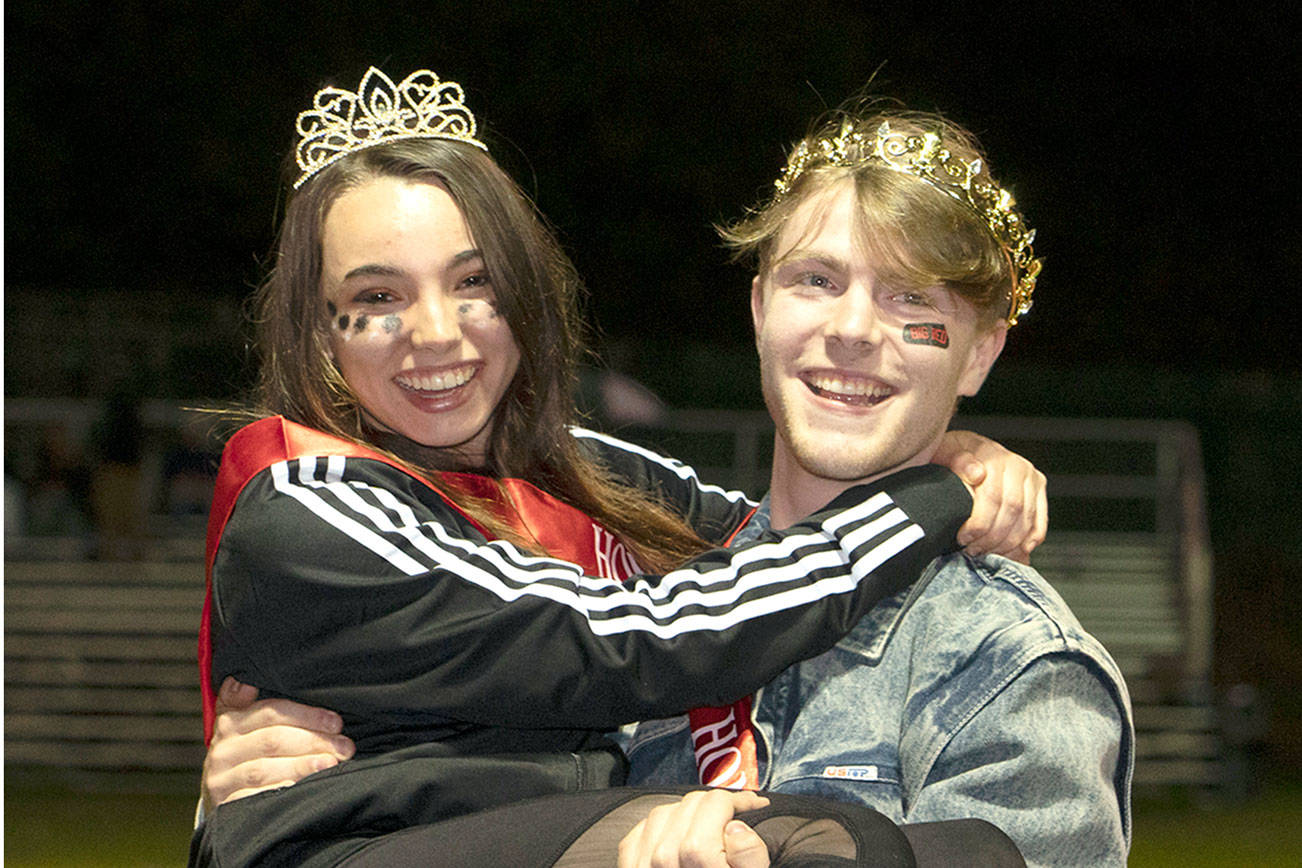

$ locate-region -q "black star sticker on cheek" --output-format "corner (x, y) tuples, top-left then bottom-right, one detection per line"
(354, 315), (370, 332)
(338, 314), (350, 331)
(326, 301), (338, 317)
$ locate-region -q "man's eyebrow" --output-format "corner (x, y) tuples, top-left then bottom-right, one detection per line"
(770, 252), (851, 273)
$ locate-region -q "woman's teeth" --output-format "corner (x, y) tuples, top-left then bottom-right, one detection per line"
(397, 366), (475, 392)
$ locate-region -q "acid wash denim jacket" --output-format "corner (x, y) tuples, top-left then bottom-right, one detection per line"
(626, 499), (1134, 868)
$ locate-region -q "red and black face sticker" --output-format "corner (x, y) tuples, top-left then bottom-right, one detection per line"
(903, 323), (949, 349)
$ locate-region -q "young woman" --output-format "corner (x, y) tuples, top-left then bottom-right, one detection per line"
(191, 68), (1037, 867)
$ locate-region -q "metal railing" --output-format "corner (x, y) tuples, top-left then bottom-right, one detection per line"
(4, 402), (1223, 789)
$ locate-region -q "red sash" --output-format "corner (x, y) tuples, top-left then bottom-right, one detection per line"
(200, 416), (758, 788)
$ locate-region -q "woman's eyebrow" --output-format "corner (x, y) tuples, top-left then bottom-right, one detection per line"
(342, 263), (405, 281)
(340, 250), (483, 283)
(449, 248), (483, 266)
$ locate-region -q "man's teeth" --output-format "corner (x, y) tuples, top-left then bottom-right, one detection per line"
(808, 374), (892, 399)
(398, 367), (475, 392)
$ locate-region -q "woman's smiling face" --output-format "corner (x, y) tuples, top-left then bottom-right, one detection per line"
(321, 176), (521, 461)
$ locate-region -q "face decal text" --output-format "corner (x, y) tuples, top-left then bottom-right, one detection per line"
(903, 323), (949, 349)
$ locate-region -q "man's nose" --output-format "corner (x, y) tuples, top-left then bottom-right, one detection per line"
(825, 285), (882, 350)
(408, 293), (461, 348)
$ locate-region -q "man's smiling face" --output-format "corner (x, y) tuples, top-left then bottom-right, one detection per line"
(752, 179), (1005, 491)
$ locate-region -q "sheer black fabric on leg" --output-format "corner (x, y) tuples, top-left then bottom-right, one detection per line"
(337, 788), (918, 868)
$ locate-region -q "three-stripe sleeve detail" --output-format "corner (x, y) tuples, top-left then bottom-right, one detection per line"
(267, 457), (924, 639)
(569, 427), (757, 507)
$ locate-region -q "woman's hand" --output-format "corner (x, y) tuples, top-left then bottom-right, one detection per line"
(618, 789), (771, 868)
(201, 677), (355, 812)
(934, 430), (1048, 563)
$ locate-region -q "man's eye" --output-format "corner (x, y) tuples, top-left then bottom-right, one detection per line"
(796, 273), (834, 290)
(889, 291), (934, 307)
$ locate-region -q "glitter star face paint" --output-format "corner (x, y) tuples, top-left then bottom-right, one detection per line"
(751, 180), (1005, 492)
(320, 177), (521, 460)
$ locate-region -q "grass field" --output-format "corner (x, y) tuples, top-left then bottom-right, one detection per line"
(6, 773), (1302, 866)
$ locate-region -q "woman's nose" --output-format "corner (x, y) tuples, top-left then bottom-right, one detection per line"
(408, 294), (461, 348)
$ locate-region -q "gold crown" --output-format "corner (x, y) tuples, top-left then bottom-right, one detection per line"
(775, 121), (1040, 326)
(294, 67), (487, 189)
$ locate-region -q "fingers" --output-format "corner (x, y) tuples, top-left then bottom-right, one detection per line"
(204, 723), (355, 806)
(723, 820), (770, 868)
(952, 441), (1048, 559)
(203, 688), (354, 809)
(618, 790), (770, 868)
(216, 676), (260, 710)
(961, 463), (1032, 556)
(207, 750), (346, 805)
(950, 451), (987, 489)
(212, 695), (345, 740)
(1020, 475), (1050, 563)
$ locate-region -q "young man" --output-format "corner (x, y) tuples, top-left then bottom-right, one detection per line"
(617, 111), (1132, 867)
(200, 107), (1128, 866)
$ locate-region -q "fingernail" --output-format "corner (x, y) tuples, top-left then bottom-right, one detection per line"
(312, 755), (340, 772)
(334, 737), (356, 758)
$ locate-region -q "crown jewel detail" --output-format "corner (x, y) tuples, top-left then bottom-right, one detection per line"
(294, 67), (487, 189)
(775, 121), (1040, 325)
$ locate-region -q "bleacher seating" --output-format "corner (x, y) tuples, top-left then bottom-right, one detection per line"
(4, 557), (206, 775)
(4, 401), (1229, 793)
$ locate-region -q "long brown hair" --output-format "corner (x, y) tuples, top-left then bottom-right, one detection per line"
(251, 138), (711, 570)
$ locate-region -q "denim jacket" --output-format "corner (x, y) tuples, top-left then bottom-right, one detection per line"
(627, 502), (1134, 868)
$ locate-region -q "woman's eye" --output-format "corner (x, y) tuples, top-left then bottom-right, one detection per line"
(353, 289), (394, 305)
(458, 272), (493, 291)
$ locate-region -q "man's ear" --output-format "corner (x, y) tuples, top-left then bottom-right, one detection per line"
(750, 275), (766, 342)
(957, 322), (1007, 397)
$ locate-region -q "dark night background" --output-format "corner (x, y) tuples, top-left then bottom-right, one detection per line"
(5, 2), (1301, 771)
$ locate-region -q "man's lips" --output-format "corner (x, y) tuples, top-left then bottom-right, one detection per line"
(803, 372), (894, 406)
(395, 363), (478, 393)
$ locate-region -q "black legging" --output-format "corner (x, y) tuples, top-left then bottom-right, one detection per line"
(335, 788), (1025, 868)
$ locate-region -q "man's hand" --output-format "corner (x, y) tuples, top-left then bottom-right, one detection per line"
(201, 677), (355, 811)
(935, 430), (1048, 563)
(618, 790), (771, 868)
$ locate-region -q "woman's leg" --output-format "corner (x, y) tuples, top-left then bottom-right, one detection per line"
(337, 788), (917, 868)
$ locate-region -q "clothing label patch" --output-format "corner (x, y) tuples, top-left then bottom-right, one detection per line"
(821, 764), (880, 781)
(902, 323), (949, 348)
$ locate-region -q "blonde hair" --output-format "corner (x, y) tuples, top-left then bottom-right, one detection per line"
(722, 107), (1016, 328)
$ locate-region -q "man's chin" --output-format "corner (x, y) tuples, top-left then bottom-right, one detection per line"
(791, 445), (899, 484)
